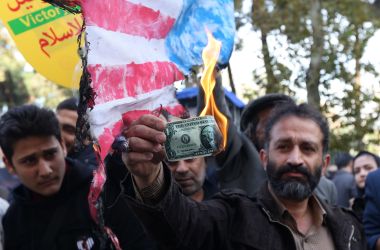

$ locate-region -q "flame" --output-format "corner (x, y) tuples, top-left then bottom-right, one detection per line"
(199, 30), (228, 149)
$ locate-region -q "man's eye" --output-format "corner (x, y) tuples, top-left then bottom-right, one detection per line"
(21, 158), (37, 166)
(44, 150), (57, 160)
(62, 124), (76, 135)
(164, 159), (178, 167)
(353, 168), (361, 174)
(277, 144), (289, 150)
(364, 165), (375, 171)
(303, 146), (315, 152)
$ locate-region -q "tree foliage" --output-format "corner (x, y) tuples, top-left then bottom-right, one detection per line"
(0, 23), (73, 111)
(235, 0), (380, 152)
(0, 26), (29, 108)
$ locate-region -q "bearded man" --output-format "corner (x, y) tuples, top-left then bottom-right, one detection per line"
(118, 102), (366, 250)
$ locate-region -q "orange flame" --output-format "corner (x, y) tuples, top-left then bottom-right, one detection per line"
(199, 30), (228, 149)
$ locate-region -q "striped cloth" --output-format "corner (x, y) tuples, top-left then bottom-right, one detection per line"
(44, 1), (235, 248)
(82, 0), (235, 160)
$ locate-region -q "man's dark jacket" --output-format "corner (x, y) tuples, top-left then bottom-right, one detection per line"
(332, 170), (357, 208)
(3, 157), (156, 250)
(124, 167), (366, 250)
(68, 143), (98, 170)
(197, 76), (266, 197)
(364, 168), (380, 250)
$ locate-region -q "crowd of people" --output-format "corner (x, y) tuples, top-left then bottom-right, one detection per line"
(0, 76), (379, 250)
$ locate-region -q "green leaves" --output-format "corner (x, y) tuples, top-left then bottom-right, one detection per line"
(236, 0), (380, 152)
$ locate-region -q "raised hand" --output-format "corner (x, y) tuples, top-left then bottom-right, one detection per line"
(121, 114), (167, 188)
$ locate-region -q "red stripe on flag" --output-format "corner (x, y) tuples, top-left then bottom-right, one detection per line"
(88, 62), (184, 104)
(97, 104), (185, 160)
(121, 105), (186, 127)
(83, 0), (176, 39)
(165, 105), (187, 117)
(98, 120), (124, 160)
(122, 110), (152, 127)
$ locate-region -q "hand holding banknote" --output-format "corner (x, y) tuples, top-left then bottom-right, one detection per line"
(121, 114), (166, 189)
(120, 114), (222, 189)
(164, 116), (223, 161)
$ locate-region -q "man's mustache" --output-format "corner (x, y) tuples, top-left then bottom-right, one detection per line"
(275, 164), (312, 180)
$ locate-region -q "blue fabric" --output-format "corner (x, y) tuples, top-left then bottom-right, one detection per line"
(166, 0), (235, 74)
(364, 169), (380, 250)
(176, 87), (245, 109)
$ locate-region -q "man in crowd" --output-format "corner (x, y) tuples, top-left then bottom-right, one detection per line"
(364, 160), (380, 250)
(351, 151), (379, 220)
(240, 93), (337, 205)
(196, 75), (266, 196)
(56, 97), (98, 167)
(0, 149), (19, 200)
(241, 93), (294, 152)
(165, 157), (217, 202)
(120, 102), (366, 249)
(157, 110), (218, 202)
(332, 151), (356, 208)
(0, 105), (156, 249)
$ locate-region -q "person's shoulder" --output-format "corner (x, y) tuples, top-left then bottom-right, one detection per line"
(2, 200), (22, 228)
(367, 168), (380, 183)
(212, 189), (258, 205)
(65, 157), (94, 183)
(328, 205), (362, 225)
(215, 188), (248, 198)
(319, 176), (335, 188)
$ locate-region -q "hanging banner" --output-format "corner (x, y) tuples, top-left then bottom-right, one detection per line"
(0, 0), (82, 88)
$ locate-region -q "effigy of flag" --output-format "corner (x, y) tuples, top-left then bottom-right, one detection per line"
(44, 0), (235, 248)
(85, 0), (235, 161)
(46, 0), (235, 160)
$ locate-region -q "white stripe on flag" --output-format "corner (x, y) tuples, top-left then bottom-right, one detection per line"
(127, 0), (184, 19)
(87, 25), (169, 66)
(89, 85), (178, 138)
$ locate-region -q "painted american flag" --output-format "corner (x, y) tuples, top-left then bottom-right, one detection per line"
(82, 0), (235, 160)
(44, 0), (234, 248)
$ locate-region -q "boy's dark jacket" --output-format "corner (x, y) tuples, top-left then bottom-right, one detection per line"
(3, 157), (156, 250)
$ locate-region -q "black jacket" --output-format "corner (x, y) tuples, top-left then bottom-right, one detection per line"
(68, 143), (98, 170)
(124, 167), (366, 250)
(3, 157), (156, 250)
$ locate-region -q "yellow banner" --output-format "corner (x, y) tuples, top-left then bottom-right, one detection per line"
(0, 0), (82, 89)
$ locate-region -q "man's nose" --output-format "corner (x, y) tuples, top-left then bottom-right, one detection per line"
(287, 147), (304, 166)
(358, 168), (366, 176)
(38, 161), (53, 177)
(175, 161), (189, 173)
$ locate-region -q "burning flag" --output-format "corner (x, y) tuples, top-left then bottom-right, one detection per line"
(44, 0), (235, 248)
(45, 0), (235, 160)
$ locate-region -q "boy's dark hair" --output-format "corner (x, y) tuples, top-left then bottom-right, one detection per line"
(57, 97), (78, 111)
(0, 105), (61, 161)
(334, 152), (353, 170)
(264, 103), (330, 154)
(353, 151), (380, 168)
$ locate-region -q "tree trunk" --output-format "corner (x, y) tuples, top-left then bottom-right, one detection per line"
(252, 0), (280, 94)
(306, 0), (323, 110)
(227, 63), (236, 94)
(261, 30), (279, 93)
(352, 28), (365, 150)
(0, 71), (16, 108)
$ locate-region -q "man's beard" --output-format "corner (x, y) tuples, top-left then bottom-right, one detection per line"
(266, 159), (322, 201)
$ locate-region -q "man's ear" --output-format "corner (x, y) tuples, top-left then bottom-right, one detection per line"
(3, 157), (16, 175)
(259, 149), (268, 170)
(322, 153), (331, 176)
